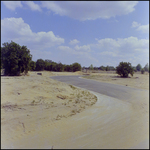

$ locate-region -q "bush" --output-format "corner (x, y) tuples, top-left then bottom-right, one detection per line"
(116, 62), (134, 77)
(141, 68), (145, 74)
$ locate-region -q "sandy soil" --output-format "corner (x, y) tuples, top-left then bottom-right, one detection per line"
(1, 71), (97, 148)
(83, 71), (149, 90)
(1, 71), (149, 148)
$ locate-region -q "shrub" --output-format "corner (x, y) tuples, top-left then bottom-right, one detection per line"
(116, 62), (134, 77)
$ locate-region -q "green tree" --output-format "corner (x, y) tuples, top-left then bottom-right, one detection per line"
(1, 41), (32, 76)
(30, 61), (36, 71)
(45, 59), (53, 64)
(44, 59), (53, 71)
(136, 64), (142, 71)
(64, 64), (72, 72)
(99, 66), (105, 71)
(109, 66), (115, 71)
(116, 62), (134, 77)
(55, 62), (64, 72)
(35, 59), (45, 71)
(19, 45), (32, 74)
(72, 62), (81, 72)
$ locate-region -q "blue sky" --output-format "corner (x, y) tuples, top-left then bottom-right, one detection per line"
(1, 1), (149, 68)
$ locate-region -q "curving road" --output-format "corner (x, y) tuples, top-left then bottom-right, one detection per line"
(49, 75), (149, 148)
(4, 75), (148, 149)
(50, 75), (148, 102)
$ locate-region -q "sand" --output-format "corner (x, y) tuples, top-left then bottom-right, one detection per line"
(82, 71), (149, 90)
(1, 71), (97, 148)
(1, 71), (149, 148)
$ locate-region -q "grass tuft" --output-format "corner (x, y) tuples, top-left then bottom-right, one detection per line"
(69, 85), (76, 90)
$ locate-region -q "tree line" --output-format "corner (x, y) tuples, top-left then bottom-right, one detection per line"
(82, 65), (116, 71)
(1, 41), (149, 77)
(83, 63), (149, 73)
(132, 63), (149, 72)
(30, 59), (81, 72)
(1, 41), (81, 76)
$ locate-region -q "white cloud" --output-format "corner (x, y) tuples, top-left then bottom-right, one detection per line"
(58, 44), (91, 53)
(96, 36), (148, 53)
(1, 17), (64, 50)
(23, 1), (42, 12)
(58, 46), (73, 53)
(58, 45), (98, 64)
(58, 36), (149, 67)
(2, 1), (23, 11)
(131, 21), (149, 33)
(96, 38), (120, 49)
(74, 45), (91, 52)
(41, 1), (138, 21)
(94, 36), (149, 66)
(69, 39), (80, 45)
(131, 21), (141, 28)
(136, 24), (149, 33)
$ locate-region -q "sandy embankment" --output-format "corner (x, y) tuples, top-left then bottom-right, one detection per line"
(1, 71), (149, 148)
(1, 71), (97, 148)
